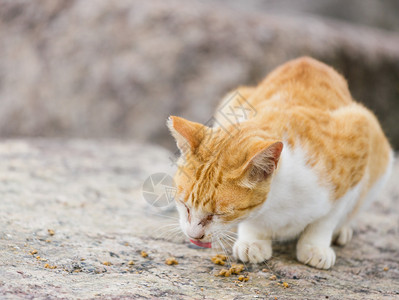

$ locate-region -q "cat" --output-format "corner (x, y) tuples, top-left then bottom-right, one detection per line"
(167, 57), (393, 269)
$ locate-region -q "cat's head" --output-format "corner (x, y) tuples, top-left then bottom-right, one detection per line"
(167, 116), (283, 247)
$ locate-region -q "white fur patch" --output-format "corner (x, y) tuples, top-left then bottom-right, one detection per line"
(241, 143), (332, 240)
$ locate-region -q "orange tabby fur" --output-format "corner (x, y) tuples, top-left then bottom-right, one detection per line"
(168, 57), (392, 268)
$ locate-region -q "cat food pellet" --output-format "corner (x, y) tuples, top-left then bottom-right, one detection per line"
(36, 256), (41, 260)
(218, 268), (231, 277)
(29, 250), (38, 255)
(128, 260), (135, 266)
(238, 275), (249, 282)
(141, 251), (148, 258)
(211, 257), (225, 265)
(44, 263), (57, 269)
(283, 282), (289, 288)
(215, 254), (227, 260)
(165, 257), (178, 265)
(269, 275), (277, 280)
(211, 254), (227, 265)
(103, 261), (112, 266)
(48, 229), (55, 236)
(229, 264), (244, 275)
(383, 267), (389, 271)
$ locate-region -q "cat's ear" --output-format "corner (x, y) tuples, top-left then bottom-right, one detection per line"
(241, 141), (283, 187)
(167, 116), (207, 154)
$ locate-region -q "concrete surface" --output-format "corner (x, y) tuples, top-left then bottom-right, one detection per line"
(0, 140), (398, 299)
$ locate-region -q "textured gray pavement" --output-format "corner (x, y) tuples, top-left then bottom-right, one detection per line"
(0, 140), (398, 299)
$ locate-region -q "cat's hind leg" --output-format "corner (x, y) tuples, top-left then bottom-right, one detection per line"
(333, 224), (353, 246)
(297, 182), (363, 269)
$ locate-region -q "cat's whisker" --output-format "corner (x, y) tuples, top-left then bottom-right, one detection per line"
(222, 230), (237, 238)
(218, 232), (235, 244)
(152, 222), (180, 235)
(156, 226), (181, 237)
(154, 225), (182, 240)
(145, 211), (180, 220)
(222, 235), (236, 245)
(218, 236), (234, 267)
(223, 229), (238, 235)
(153, 223), (180, 232)
(162, 229), (184, 242)
(219, 235), (234, 252)
(214, 235), (233, 267)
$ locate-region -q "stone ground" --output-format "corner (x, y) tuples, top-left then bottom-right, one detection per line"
(0, 139), (398, 299)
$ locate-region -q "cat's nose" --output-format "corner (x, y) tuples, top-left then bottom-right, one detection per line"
(186, 226), (205, 240)
(188, 233), (205, 240)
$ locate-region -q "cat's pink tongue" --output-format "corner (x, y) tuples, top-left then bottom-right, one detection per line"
(190, 239), (212, 248)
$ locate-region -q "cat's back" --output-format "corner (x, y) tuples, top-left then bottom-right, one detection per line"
(249, 57), (353, 111)
(246, 57), (392, 202)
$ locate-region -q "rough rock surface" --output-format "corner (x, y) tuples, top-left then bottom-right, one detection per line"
(0, 0), (399, 149)
(0, 139), (398, 299)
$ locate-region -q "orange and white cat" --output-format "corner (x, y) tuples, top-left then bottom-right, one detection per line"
(167, 57), (393, 269)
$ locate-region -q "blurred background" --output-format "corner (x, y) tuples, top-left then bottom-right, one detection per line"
(0, 0), (398, 150)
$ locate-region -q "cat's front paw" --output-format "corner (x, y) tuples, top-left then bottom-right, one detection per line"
(233, 240), (272, 263)
(296, 244), (336, 269)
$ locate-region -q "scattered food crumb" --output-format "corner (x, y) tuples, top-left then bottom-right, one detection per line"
(45, 240), (51, 243)
(141, 251), (148, 258)
(128, 260), (135, 266)
(269, 275), (277, 281)
(36, 256), (41, 260)
(80, 258), (85, 261)
(124, 242), (129, 246)
(262, 268), (268, 272)
(218, 269), (231, 277)
(215, 254), (227, 260)
(29, 250), (38, 255)
(44, 263), (57, 269)
(48, 229), (55, 236)
(383, 267), (389, 271)
(229, 264), (244, 275)
(211, 254), (227, 265)
(201, 288), (204, 292)
(238, 275), (249, 282)
(283, 282), (289, 288)
(165, 257), (178, 265)
(103, 261), (112, 266)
